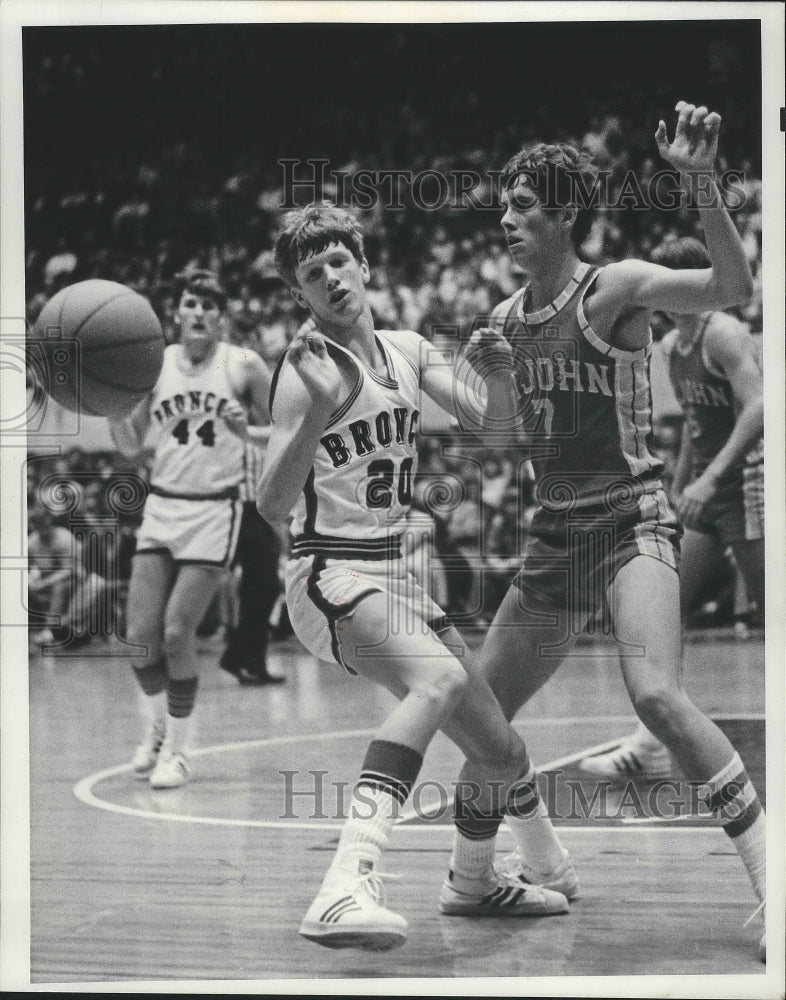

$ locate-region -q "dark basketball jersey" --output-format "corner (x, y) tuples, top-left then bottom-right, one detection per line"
(492, 263), (664, 531)
(665, 315), (764, 485)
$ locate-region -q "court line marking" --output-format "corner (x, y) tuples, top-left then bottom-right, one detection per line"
(72, 715), (762, 833)
(396, 737), (623, 823)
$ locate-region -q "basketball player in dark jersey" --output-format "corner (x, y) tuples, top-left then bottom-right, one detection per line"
(462, 102), (765, 959)
(580, 235), (764, 779)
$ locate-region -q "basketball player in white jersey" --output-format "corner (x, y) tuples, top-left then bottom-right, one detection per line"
(259, 204), (576, 952)
(109, 270), (272, 788)
(466, 102), (765, 959)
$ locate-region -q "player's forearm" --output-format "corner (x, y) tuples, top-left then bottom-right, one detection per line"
(671, 430), (694, 498)
(29, 567), (75, 591)
(702, 398), (764, 482)
(685, 173), (754, 306)
(481, 372), (521, 433)
(108, 417), (143, 457)
(245, 425), (272, 445)
(256, 419), (327, 523)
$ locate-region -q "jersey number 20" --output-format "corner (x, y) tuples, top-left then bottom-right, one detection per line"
(366, 458), (413, 508)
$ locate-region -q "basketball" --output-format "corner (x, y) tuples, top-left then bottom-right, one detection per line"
(31, 279), (165, 418)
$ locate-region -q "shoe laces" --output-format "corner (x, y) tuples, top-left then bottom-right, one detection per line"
(496, 849), (567, 882)
(354, 869), (401, 907)
(496, 850), (524, 880)
(744, 899), (765, 929)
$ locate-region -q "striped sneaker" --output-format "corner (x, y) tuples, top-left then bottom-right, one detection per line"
(439, 869), (569, 916)
(495, 849), (579, 900)
(578, 739), (673, 781)
(130, 719), (166, 778)
(299, 868), (407, 951)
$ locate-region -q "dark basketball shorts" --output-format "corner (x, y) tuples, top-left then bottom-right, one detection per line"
(690, 464), (764, 544)
(512, 488), (682, 613)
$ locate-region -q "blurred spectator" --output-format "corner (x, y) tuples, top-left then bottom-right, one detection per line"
(28, 505), (107, 648)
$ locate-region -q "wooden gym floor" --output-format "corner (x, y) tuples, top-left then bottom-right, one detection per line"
(7, 624), (782, 994)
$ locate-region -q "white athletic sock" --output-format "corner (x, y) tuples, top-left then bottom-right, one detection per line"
(449, 830), (497, 892)
(327, 786), (398, 881)
(707, 753), (766, 903)
(506, 765), (567, 874)
(165, 713), (193, 755)
(139, 690), (166, 728)
(733, 811), (767, 903)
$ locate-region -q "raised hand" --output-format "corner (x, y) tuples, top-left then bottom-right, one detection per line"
(655, 101), (721, 174)
(287, 326), (343, 410)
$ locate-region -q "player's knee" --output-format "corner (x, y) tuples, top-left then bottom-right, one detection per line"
(412, 662), (468, 712)
(471, 729), (526, 775)
(163, 619), (193, 655)
(631, 686), (683, 736)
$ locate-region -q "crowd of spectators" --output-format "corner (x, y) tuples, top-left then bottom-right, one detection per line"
(24, 26), (764, 645)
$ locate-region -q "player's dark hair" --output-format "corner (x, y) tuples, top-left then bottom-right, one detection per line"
(274, 202), (366, 287)
(174, 269), (227, 311)
(500, 143), (599, 249)
(650, 236), (712, 270)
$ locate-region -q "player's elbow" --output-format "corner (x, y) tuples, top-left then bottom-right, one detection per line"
(716, 266), (754, 307)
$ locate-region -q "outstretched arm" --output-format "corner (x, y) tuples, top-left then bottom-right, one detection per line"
(255, 329), (344, 523)
(107, 397), (151, 457)
(596, 102), (753, 318)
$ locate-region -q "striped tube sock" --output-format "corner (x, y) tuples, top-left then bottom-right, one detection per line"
(328, 740), (423, 878)
(165, 676), (199, 755)
(706, 753), (766, 902)
(504, 763), (566, 874)
(450, 794), (506, 892)
(132, 658), (167, 696)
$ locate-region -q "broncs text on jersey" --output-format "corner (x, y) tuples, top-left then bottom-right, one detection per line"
(320, 406), (420, 468)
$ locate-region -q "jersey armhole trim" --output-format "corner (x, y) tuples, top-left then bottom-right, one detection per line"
(699, 317), (729, 380)
(577, 270), (652, 361)
(382, 333), (421, 384)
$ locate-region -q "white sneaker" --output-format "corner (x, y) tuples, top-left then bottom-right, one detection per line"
(149, 745), (190, 789)
(578, 738), (673, 780)
(495, 848), (579, 900)
(439, 869), (568, 916)
(131, 719), (166, 778)
(299, 866), (407, 951)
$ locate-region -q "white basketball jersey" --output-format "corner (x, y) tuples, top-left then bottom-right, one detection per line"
(276, 330), (423, 556)
(146, 341), (246, 497)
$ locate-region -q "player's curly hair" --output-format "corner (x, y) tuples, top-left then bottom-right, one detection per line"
(274, 202), (366, 287)
(650, 235), (711, 270)
(173, 269), (227, 311)
(500, 143), (599, 248)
